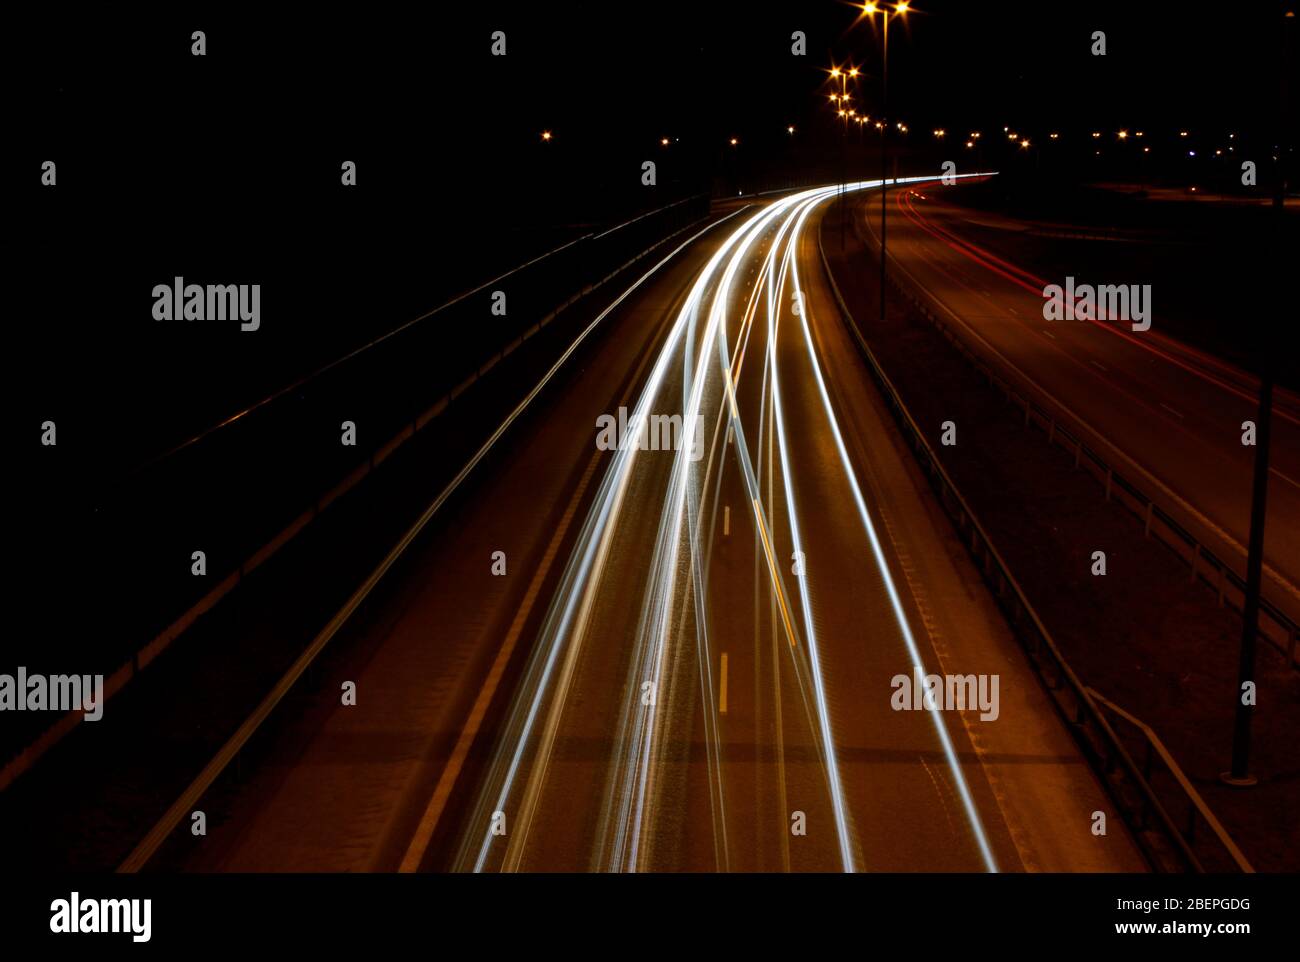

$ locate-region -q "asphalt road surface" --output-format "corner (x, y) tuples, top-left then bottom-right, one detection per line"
(168, 184), (1144, 873)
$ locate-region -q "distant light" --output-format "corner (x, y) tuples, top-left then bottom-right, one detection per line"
(863, 1), (879, 13)
(1143, 146), (1150, 153)
(896, 0), (910, 12)
(1118, 130), (1128, 139)
(1020, 139), (1030, 148)
(541, 131), (552, 141)
(965, 140), (974, 148)
(1135, 131), (1144, 137)
(1091, 132), (1101, 138)
(1215, 149), (1222, 156)
(830, 67), (841, 78)
(1188, 150), (1196, 156)
(730, 137), (739, 146)
(849, 68), (860, 77)
(1049, 132), (1059, 139)
(1179, 131), (1189, 137)
(787, 125), (795, 134)
(661, 137), (670, 146)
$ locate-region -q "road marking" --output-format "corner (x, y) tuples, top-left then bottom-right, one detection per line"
(719, 653), (729, 715)
(1159, 402), (1184, 419)
(1091, 360), (1108, 373)
(723, 505), (731, 536)
(1042, 329), (1056, 339)
(1007, 307), (1018, 315)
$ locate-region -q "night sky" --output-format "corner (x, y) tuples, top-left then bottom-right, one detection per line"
(18, 2), (1293, 200)
(11, 1), (1295, 477)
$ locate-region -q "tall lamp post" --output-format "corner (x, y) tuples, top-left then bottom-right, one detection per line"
(832, 66), (859, 249)
(1222, 3), (1293, 788)
(863, 1), (910, 320)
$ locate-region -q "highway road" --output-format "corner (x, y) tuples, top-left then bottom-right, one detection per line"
(860, 186), (1300, 625)
(159, 185), (1144, 873)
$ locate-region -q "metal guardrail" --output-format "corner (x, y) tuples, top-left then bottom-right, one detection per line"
(817, 214), (1248, 873)
(3, 193), (713, 790)
(87, 192), (710, 651)
(852, 206), (1300, 672)
(127, 191), (711, 480)
(1088, 688), (1254, 873)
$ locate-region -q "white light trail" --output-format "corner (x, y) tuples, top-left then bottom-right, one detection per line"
(458, 173), (999, 874)
(786, 182), (1000, 872)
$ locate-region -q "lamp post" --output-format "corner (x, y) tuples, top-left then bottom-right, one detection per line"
(832, 66), (859, 249)
(863, 1), (910, 320)
(1222, 3), (1293, 789)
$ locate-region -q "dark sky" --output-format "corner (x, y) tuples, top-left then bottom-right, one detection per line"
(10, 1), (1296, 480)
(20, 1), (1293, 172)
